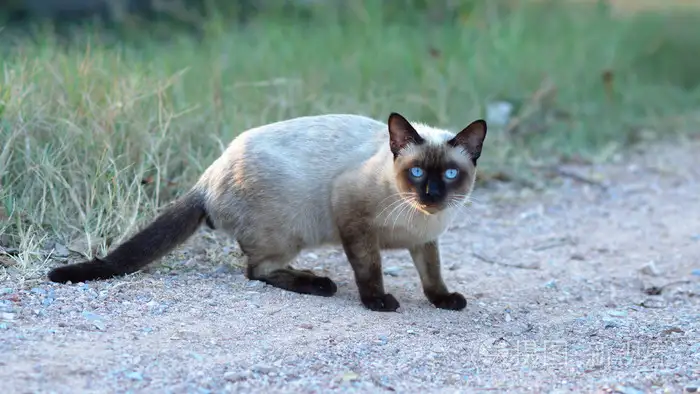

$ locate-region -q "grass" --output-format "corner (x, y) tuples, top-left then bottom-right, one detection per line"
(1, 0), (700, 281)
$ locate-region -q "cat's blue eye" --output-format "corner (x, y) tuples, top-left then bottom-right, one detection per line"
(410, 167), (424, 177)
(444, 168), (459, 179)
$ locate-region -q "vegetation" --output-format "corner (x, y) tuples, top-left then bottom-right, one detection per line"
(1, 0), (699, 278)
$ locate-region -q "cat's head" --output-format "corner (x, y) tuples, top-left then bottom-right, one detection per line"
(388, 112), (487, 214)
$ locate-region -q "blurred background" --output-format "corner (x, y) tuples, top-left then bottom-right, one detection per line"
(1, 0), (699, 265)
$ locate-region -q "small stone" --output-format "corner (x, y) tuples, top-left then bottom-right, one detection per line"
(691, 269), (700, 277)
(505, 313), (512, 322)
(125, 371), (143, 381)
(82, 311), (104, 330)
(251, 364), (275, 374)
(340, 371), (359, 383)
(640, 261), (662, 277)
(544, 279), (557, 289)
(52, 243), (70, 258)
(661, 327), (684, 336)
(82, 311), (102, 321)
(603, 318), (620, 328)
(307, 253), (319, 260)
(607, 310), (628, 318)
(224, 371), (250, 382)
(214, 265), (236, 275)
(0, 288), (13, 295)
(299, 323), (313, 330)
(383, 266), (402, 277)
(190, 352), (204, 361)
(1, 312), (15, 321)
(613, 385), (645, 394)
(30, 288), (47, 295)
(685, 382), (699, 393)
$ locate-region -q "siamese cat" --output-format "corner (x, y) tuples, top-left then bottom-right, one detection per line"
(48, 112), (487, 312)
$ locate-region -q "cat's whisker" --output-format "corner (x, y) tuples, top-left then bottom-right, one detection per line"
(383, 198), (413, 228)
(390, 199), (414, 233)
(376, 197), (409, 222)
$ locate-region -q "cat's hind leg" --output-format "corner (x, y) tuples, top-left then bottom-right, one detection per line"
(242, 247), (337, 297)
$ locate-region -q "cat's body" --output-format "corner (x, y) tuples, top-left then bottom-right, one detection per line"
(48, 112), (487, 312)
(200, 114), (456, 249)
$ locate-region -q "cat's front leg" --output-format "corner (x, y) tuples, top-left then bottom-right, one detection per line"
(409, 240), (466, 311)
(338, 226), (400, 312)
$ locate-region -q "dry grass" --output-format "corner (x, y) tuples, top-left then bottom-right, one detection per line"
(1, 1), (700, 282)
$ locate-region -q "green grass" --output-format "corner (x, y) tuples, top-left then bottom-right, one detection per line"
(1, 1), (700, 280)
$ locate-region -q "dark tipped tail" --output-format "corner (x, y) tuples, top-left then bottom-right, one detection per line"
(48, 190), (209, 283)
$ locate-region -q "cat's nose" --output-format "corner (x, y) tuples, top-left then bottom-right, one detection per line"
(422, 182), (443, 204)
(426, 181), (442, 198)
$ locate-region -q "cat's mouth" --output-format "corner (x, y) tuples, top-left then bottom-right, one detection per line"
(414, 201), (446, 215)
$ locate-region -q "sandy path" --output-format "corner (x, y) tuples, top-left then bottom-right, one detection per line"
(1, 138), (699, 393)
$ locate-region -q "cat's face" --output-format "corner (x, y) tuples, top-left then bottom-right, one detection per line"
(388, 112), (487, 214)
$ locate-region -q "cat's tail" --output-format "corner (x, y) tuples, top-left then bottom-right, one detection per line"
(48, 189), (209, 283)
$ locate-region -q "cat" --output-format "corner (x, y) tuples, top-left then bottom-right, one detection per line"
(48, 112), (487, 312)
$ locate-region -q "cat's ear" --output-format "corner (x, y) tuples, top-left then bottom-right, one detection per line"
(447, 119), (487, 164)
(388, 112), (425, 157)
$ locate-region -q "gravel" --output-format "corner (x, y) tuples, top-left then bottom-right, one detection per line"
(1, 138), (699, 393)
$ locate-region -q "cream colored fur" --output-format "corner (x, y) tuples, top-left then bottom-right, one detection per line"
(194, 114), (475, 256)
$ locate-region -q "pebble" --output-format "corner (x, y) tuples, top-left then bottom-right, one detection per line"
(251, 364), (276, 374)
(82, 311), (105, 330)
(691, 269), (700, 277)
(544, 279), (557, 289)
(52, 243), (70, 258)
(383, 266), (402, 277)
(612, 385), (644, 394)
(602, 318), (621, 328)
(299, 323), (313, 330)
(0, 288), (13, 295)
(686, 382), (699, 393)
(125, 371), (143, 381)
(30, 288), (47, 295)
(1, 312), (15, 321)
(82, 311), (102, 321)
(640, 261), (662, 277)
(607, 310), (628, 318)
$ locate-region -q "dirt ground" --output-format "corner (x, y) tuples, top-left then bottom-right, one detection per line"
(1, 136), (699, 394)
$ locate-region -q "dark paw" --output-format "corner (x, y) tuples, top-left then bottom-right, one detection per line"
(310, 276), (338, 297)
(430, 292), (467, 311)
(361, 293), (400, 312)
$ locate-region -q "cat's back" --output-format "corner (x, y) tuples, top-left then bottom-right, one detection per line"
(226, 114), (386, 180)
(241, 113), (386, 159)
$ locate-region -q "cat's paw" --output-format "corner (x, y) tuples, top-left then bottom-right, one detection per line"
(361, 293), (400, 312)
(310, 276), (338, 297)
(430, 292), (467, 311)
